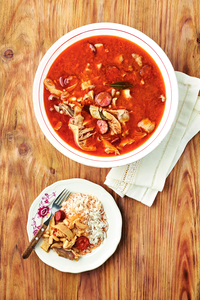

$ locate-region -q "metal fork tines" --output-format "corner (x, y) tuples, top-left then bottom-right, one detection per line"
(44, 189), (71, 224)
(54, 188), (71, 207)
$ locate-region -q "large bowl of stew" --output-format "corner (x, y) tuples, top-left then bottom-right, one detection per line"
(33, 23), (178, 168)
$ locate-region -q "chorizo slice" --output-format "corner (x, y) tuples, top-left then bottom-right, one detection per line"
(97, 119), (109, 134)
(95, 92), (112, 107)
(88, 43), (97, 54)
(140, 65), (152, 79)
(54, 210), (66, 222)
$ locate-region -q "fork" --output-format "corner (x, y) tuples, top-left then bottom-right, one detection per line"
(22, 188), (71, 259)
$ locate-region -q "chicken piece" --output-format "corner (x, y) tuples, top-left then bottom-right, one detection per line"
(107, 109), (130, 123)
(66, 215), (80, 229)
(102, 139), (120, 155)
(94, 43), (103, 48)
(75, 220), (88, 229)
(160, 95), (166, 102)
(68, 105), (84, 128)
(74, 105), (83, 115)
(118, 137), (135, 148)
(72, 228), (85, 237)
(69, 124), (96, 151)
(83, 90), (94, 101)
(52, 224), (75, 240)
(55, 230), (66, 238)
(123, 89), (132, 98)
(69, 114), (84, 128)
(54, 248), (80, 261)
(44, 78), (62, 96)
(68, 105), (96, 150)
(50, 242), (63, 249)
(134, 131), (147, 142)
(81, 80), (95, 90)
(63, 236), (77, 249)
(137, 118), (155, 133)
(78, 128), (95, 141)
(102, 111), (121, 135)
(90, 105), (123, 134)
(90, 105), (130, 124)
(96, 63), (102, 70)
(132, 54), (143, 66)
(52, 235), (60, 242)
(54, 103), (74, 117)
(61, 91), (70, 101)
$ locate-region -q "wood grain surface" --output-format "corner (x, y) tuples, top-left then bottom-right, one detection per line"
(1, 0), (200, 299)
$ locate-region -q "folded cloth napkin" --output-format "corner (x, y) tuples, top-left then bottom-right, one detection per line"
(104, 72), (200, 206)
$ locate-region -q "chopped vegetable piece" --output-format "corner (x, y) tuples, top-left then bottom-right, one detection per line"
(54, 121), (62, 130)
(40, 238), (51, 252)
(138, 118), (155, 133)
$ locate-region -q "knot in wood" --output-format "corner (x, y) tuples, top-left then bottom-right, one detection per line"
(50, 167), (55, 174)
(18, 143), (29, 156)
(4, 49), (14, 59)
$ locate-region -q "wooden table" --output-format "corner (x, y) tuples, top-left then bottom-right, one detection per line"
(1, 0), (200, 299)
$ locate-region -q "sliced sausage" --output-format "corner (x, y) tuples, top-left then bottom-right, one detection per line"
(88, 43), (97, 54)
(59, 75), (78, 91)
(140, 65), (152, 79)
(54, 210), (66, 222)
(95, 92), (112, 107)
(97, 119), (109, 134)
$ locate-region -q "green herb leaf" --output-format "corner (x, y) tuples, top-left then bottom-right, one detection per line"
(99, 111), (107, 120)
(109, 81), (134, 90)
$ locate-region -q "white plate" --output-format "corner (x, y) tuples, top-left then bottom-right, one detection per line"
(27, 179), (122, 273)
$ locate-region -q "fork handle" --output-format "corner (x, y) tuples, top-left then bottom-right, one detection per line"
(22, 224), (48, 259)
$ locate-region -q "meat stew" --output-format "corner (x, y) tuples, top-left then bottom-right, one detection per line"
(44, 36), (166, 157)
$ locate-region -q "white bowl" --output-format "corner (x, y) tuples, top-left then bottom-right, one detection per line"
(33, 22), (178, 168)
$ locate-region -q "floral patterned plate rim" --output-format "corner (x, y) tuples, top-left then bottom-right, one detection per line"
(26, 178), (122, 273)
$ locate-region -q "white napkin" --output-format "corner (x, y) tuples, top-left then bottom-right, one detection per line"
(104, 72), (200, 206)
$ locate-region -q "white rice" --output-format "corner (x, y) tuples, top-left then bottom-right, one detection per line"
(61, 193), (108, 245)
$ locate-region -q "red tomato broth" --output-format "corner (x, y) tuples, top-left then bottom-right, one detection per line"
(44, 35), (166, 157)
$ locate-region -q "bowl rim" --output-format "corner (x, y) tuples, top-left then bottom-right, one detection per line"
(33, 22), (179, 168)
